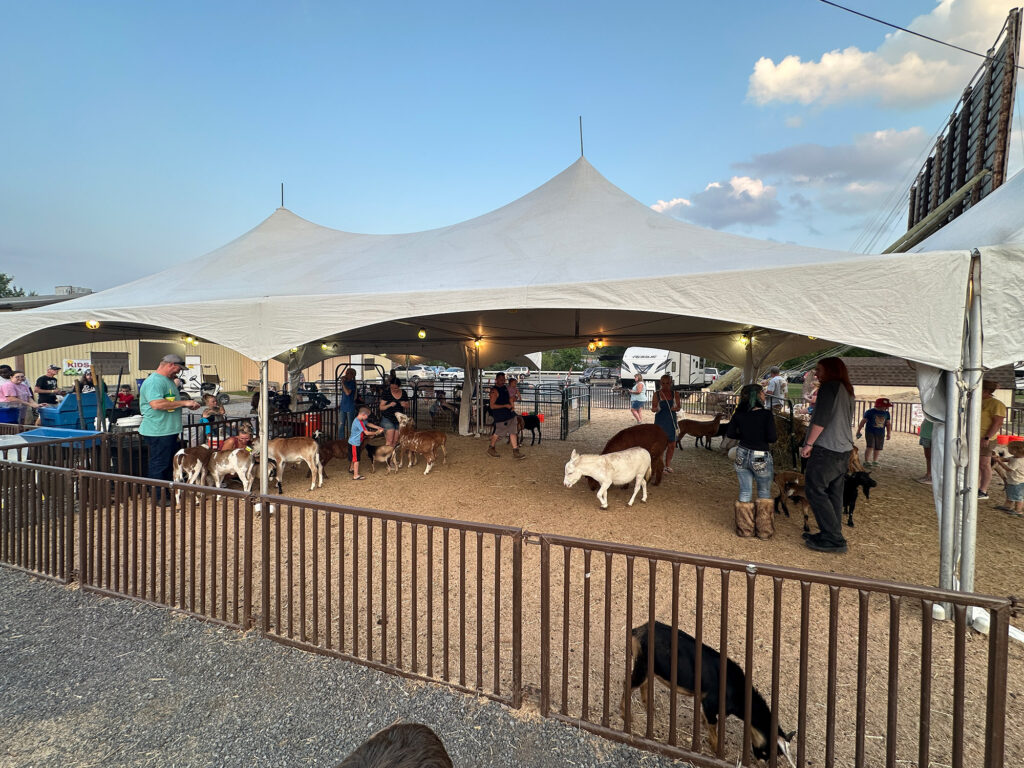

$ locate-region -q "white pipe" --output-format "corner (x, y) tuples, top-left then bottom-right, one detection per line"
(961, 258), (982, 596)
(939, 370), (958, 593)
(259, 360), (269, 498)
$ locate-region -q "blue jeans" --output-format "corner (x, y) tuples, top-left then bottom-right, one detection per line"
(144, 434), (181, 483)
(339, 409), (355, 441)
(734, 445), (774, 502)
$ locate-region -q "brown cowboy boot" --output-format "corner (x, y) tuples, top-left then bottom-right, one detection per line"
(734, 501), (755, 538)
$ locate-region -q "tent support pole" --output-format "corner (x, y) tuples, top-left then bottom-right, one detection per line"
(742, 334), (754, 385)
(961, 260), (983, 599)
(259, 361), (269, 497)
(939, 370), (958, 601)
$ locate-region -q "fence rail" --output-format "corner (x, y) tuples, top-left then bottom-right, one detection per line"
(0, 460), (1013, 766)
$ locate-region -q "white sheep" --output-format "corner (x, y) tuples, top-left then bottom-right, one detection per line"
(563, 447), (652, 509)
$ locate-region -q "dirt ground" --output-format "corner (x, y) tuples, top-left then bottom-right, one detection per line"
(258, 406), (1024, 766)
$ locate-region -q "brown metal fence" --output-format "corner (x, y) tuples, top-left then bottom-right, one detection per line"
(0, 459), (1014, 766)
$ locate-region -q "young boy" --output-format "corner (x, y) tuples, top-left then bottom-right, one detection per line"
(349, 406), (384, 480)
(994, 441), (1024, 517)
(116, 385), (134, 410)
(856, 397), (892, 468)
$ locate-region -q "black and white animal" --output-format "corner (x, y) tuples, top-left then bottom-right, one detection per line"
(842, 470), (877, 527)
(337, 722), (453, 768)
(623, 621), (796, 766)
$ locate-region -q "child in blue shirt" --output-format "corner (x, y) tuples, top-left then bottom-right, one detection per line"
(349, 406), (383, 480)
(856, 397), (892, 468)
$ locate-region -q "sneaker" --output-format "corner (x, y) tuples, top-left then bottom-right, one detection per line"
(916, 476), (932, 484)
(805, 537), (848, 554)
(978, 491), (990, 500)
(487, 446), (500, 458)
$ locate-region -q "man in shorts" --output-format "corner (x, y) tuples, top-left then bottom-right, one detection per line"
(978, 378), (1007, 500)
(486, 372), (525, 460)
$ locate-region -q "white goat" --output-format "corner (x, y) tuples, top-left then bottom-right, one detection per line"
(563, 447), (652, 509)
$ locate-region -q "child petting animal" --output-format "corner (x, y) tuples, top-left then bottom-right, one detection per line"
(623, 621), (795, 766)
(993, 440), (1024, 516)
(348, 406), (384, 480)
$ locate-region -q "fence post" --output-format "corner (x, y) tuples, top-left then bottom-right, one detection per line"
(561, 389), (569, 440)
(242, 493), (255, 630)
(984, 604), (1010, 767)
(64, 471), (75, 583)
(539, 535), (550, 716)
(512, 531), (523, 709)
(77, 470), (89, 587)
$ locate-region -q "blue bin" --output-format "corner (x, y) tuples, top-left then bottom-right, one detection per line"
(38, 391), (113, 429)
(20, 427), (102, 448)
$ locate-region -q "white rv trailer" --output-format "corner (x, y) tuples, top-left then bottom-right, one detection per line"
(620, 347), (707, 397)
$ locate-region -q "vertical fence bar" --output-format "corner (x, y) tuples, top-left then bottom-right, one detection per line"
(886, 595), (901, 768)
(717, 569), (729, 758)
(602, 551), (612, 728)
(692, 565), (705, 755)
(561, 546), (571, 716)
(855, 590), (869, 768)
(511, 531), (522, 709)
(581, 549), (592, 723)
(826, 585), (840, 768)
(623, 555), (635, 733)
(540, 537), (551, 717)
(919, 600), (933, 768)
(984, 605), (1008, 768)
(952, 605), (966, 768)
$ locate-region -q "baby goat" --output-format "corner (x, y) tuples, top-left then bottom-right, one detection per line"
(676, 413), (724, 450)
(623, 621), (795, 767)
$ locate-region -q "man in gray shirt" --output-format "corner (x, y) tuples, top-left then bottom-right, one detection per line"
(799, 357), (855, 553)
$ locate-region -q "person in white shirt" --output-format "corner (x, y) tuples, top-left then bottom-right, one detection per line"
(764, 366), (788, 410)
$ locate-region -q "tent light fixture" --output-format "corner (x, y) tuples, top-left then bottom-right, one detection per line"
(85, 320), (100, 330)
(807, 335), (817, 340)
(587, 340), (597, 352)
(290, 347), (299, 353)
(474, 338), (482, 349)
(417, 327), (427, 339)
(185, 336), (195, 344)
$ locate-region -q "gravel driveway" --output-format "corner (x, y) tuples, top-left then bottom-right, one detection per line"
(0, 568), (690, 768)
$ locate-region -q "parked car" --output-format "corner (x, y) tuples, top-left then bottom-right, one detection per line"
(440, 366), (464, 381)
(702, 367), (720, 384)
(391, 365), (436, 383)
(579, 366), (621, 385)
(504, 366), (530, 380)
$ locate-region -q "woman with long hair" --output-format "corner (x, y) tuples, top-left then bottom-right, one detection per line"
(379, 378), (409, 447)
(726, 383), (777, 538)
(798, 356), (855, 553)
(651, 374), (681, 472)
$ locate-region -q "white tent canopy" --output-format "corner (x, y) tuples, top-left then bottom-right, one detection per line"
(0, 158), (986, 371)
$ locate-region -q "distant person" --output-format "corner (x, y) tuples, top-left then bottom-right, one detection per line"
(219, 421), (254, 453)
(978, 378), (1007, 500)
(77, 369), (96, 394)
(338, 367), (358, 441)
(916, 417), (933, 484)
(487, 372), (525, 459)
(628, 373), (645, 423)
(764, 366), (787, 410)
(0, 365), (14, 424)
(430, 390), (458, 430)
(799, 357), (855, 554)
(34, 364), (64, 407)
(856, 397), (892, 468)
(726, 383), (777, 538)
(507, 376), (521, 409)
(115, 384), (134, 411)
(200, 393), (226, 441)
(379, 378), (409, 447)
(1, 371), (39, 425)
(994, 441), (1024, 517)
(139, 354), (200, 491)
(803, 369), (819, 414)
(652, 374), (681, 472)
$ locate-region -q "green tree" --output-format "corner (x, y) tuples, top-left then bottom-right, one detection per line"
(543, 347), (584, 371)
(0, 273), (26, 298)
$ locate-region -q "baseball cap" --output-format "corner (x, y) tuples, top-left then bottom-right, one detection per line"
(161, 354), (187, 366)
(47, 363), (60, 370)
(874, 397), (892, 409)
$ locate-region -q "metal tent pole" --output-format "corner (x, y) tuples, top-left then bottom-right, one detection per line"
(961, 259), (983, 598)
(939, 370), (959, 596)
(259, 360), (269, 497)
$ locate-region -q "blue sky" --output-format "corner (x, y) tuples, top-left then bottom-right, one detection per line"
(2, 0), (1021, 294)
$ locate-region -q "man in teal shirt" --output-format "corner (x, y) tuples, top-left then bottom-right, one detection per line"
(140, 354), (200, 489)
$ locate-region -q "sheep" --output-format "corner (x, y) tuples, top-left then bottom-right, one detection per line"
(337, 722), (453, 768)
(675, 413), (724, 450)
(564, 447), (652, 509)
(261, 436), (323, 493)
(587, 424), (667, 491)
(394, 413), (448, 475)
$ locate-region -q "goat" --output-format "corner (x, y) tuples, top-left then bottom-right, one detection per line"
(843, 470), (877, 527)
(774, 473), (813, 531)
(394, 413), (447, 475)
(172, 445), (213, 504)
(262, 436), (323, 493)
(365, 442), (399, 473)
(675, 413), (724, 450)
(564, 447), (651, 509)
(317, 439), (351, 479)
(587, 424), (667, 491)
(518, 413), (542, 445)
(207, 448), (271, 493)
(694, 417), (731, 449)
(337, 722), (453, 768)
(622, 621), (796, 767)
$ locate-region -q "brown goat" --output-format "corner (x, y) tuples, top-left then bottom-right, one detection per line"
(395, 413), (448, 475)
(675, 413), (723, 450)
(337, 722), (452, 768)
(587, 424), (667, 491)
(317, 439), (351, 479)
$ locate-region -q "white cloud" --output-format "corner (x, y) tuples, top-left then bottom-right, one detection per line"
(785, 115), (803, 128)
(748, 0), (1019, 107)
(651, 197), (691, 214)
(654, 176), (781, 229)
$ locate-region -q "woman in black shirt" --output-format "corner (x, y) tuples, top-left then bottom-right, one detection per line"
(726, 383), (777, 539)
(379, 380), (409, 447)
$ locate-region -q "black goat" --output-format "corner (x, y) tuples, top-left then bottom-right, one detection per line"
(623, 621), (795, 766)
(520, 413), (542, 444)
(843, 470), (877, 527)
(695, 418), (731, 449)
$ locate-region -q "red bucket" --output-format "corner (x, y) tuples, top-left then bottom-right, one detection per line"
(538, 413), (545, 423)
(996, 434), (1012, 445)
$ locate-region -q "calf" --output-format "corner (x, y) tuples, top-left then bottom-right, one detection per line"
(843, 470), (877, 527)
(264, 436), (323, 493)
(337, 722), (453, 768)
(623, 621), (795, 766)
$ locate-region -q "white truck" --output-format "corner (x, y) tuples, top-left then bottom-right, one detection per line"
(620, 347), (711, 396)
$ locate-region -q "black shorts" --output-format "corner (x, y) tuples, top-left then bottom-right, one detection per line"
(865, 432), (885, 450)
(350, 443), (363, 462)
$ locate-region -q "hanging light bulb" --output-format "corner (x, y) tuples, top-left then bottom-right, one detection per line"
(192, 338), (200, 346)
(474, 338), (482, 349)
(597, 339), (605, 349)
(417, 327), (427, 339)
(587, 341), (597, 352)
(85, 320), (100, 330)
